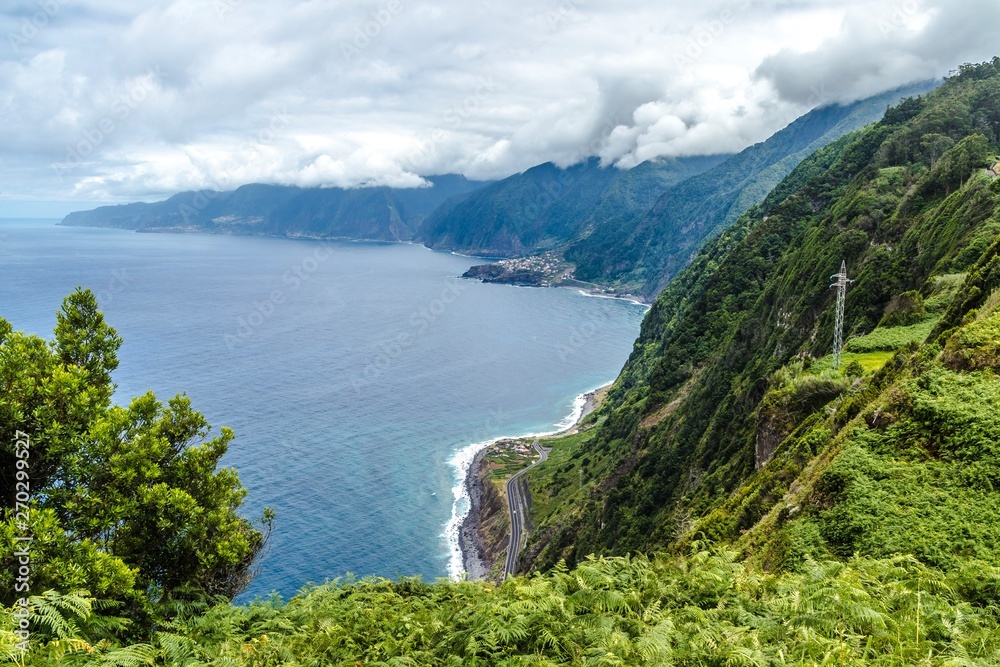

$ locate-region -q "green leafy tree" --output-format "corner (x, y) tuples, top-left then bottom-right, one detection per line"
(52, 289), (122, 400)
(1, 289), (271, 623)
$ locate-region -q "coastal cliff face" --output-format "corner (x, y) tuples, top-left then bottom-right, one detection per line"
(461, 450), (509, 581)
(477, 473), (509, 580)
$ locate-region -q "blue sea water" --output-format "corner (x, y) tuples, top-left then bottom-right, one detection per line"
(0, 219), (646, 600)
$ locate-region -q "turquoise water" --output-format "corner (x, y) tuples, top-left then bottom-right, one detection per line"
(0, 219), (646, 599)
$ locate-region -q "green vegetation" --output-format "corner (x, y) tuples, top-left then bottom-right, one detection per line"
(807, 351), (898, 374)
(1, 290), (271, 638)
(524, 59), (1000, 579)
(6, 60), (1000, 666)
(844, 319), (938, 353)
(419, 155), (734, 258)
(5, 551), (1000, 665)
(566, 82), (939, 298)
(521, 431), (598, 525)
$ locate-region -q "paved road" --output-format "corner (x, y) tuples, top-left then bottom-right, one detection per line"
(503, 440), (549, 577)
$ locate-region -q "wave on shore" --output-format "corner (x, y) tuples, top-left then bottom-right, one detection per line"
(442, 389), (596, 580)
(573, 289), (651, 308)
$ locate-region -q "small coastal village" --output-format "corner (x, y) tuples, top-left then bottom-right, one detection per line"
(482, 439), (539, 479)
(488, 251), (569, 286)
(464, 250), (636, 299)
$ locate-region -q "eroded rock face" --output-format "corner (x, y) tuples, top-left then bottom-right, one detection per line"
(755, 409), (788, 469)
(754, 374), (849, 469)
(462, 451), (511, 581)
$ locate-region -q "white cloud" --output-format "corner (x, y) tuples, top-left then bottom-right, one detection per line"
(0, 0), (997, 213)
(754, 0), (1000, 104)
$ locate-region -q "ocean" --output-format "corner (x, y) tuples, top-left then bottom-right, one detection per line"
(0, 219), (647, 600)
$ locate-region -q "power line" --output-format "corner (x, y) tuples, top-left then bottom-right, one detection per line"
(829, 260), (853, 371)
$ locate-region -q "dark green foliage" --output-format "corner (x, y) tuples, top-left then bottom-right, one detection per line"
(843, 360), (865, 377)
(525, 60), (1000, 579)
(882, 95), (925, 126)
(880, 290), (927, 326)
(7, 550), (1000, 665)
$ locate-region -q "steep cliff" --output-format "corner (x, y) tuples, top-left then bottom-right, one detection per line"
(522, 59), (1000, 575)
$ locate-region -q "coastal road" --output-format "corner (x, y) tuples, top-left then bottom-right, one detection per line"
(503, 440), (549, 577)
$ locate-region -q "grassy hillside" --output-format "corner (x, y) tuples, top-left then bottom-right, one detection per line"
(5, 551), (1000, 665)
(521, 59), (1000, 577)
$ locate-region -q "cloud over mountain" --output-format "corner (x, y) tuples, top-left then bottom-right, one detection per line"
(1, 0), (996, 213)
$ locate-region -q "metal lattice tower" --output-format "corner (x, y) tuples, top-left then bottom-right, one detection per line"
(829, 260), (853, 371)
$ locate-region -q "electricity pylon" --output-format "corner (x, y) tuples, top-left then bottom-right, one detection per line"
(829, 260), (853, 370)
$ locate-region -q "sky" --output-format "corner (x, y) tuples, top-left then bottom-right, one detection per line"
(1, 0), (998, 217)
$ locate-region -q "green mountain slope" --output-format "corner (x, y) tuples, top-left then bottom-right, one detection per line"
(59, 176), (486, 242)
(567, 81), (941, 299)
(521, 60), (1000, 576)
(416, 155), (729, 256)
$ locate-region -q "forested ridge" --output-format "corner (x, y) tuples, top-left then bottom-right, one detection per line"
(5, 59), (1000, 665)
(523, 59), (1000, 592)
(429, 81), (936, 300)
(59, 176), (485, 242)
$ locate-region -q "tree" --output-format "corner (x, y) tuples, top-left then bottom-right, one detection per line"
(1, 289), (271, 619)
(52, 288), (122, 400)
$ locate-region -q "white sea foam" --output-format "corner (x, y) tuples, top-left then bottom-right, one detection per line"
(443, 435), (506, 580)
(574, 289), (650, 308)
(443, 383), (610, 580)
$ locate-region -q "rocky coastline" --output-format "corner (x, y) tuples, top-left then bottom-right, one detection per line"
(459, 384), (609, 580)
